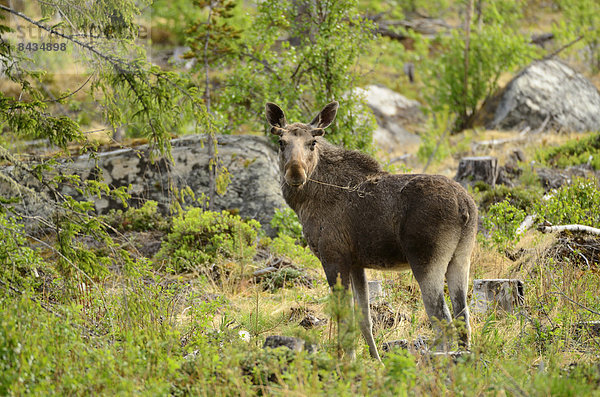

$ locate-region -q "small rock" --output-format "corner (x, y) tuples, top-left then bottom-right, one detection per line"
(263, 335), (306, 352)
(428, 350), (471, 363)
(299, 314), (328, 329)
(382, 339), (409, 352)
(382, 336), (429, 353)
(354, 85), (423, 152)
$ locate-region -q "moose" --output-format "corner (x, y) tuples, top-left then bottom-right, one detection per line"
(265, 101), (478, 361)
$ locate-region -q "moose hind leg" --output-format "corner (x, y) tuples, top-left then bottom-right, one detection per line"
(350, 268), (381, 361)
(413, 266), (453, 351)
(446, 236), (474, 350)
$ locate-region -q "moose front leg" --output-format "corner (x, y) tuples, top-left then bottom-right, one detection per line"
(350, 267), (381, 361)
(320, 256), (358, 359)
(321, 260), (350, 289)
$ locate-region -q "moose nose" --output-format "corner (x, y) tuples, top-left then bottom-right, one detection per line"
(285, 160), (307, 187)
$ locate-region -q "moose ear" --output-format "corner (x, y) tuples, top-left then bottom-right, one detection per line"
(265, 102), (287, 128)
(310, 101), (339, 130)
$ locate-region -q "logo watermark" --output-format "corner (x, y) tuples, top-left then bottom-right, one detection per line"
(6, 0), (152, 76)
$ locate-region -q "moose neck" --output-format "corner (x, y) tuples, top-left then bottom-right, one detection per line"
(281, 141), (383, 216)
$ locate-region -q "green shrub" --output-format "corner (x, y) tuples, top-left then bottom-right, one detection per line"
(270, 207), (304, 243)
(555, 0), (600, 73)
(535, 177), (600, 227)
(215, 0), (377, 151)
(482, 197), (527, 252)
(424, 1), (535, 130)
(535, 133), (600, 170)
(0, 212), (45, 291)
(261, 266), (313, 292)
(267, 235), (320, 270)
(105, 200), (170, 232)
(156, 208), (261, 272)
(477, 184), (541, 213)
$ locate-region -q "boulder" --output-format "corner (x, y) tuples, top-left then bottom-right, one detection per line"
(1, 134), (287, 235)
(482, 59), (600, 132)
(355, 85), (423, 153)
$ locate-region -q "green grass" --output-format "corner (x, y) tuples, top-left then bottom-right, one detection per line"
(2, 200), (600, 395)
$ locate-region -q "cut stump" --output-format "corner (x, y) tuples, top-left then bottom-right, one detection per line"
(455, 156), (499, 188)
(368, 280), (385, 303)
(471, 279), (524, 314)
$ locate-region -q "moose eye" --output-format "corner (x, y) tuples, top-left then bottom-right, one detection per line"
(278, 139), (285, 149)
(309, 140), (317, 150)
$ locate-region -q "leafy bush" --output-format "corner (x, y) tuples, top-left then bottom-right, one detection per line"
(535, 133), (600, 170)
(477, 184), (541, 213)
(270, 207), (304, 242)
(261, 266), (313, 292)
(156, 208), (261, 272)
(105, 200), (170, 232)
(0, 212), (45, 291)
(482, 197), (527, 252)
(535, 177), (600, 227)
(214, 0), (377, 150)
(555, 0), (600, 72)
(424, 0), (535, 130)
(267, 235), (320, 270)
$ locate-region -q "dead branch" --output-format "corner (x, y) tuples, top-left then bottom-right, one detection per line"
(516, 214), (536, 235)
(538, 224), (600, 236)
(542, 35), (584, 61)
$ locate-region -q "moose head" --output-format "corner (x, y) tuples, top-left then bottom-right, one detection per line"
(265, 101), (339, 187)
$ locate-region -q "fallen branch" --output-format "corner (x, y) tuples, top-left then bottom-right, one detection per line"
(516, 214), (536, 235)
(538, 224), (600, 236)
(473, 126), (530, 149)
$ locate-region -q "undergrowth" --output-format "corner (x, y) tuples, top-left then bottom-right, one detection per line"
(1, 188), (600, 394)
(536, 133), (600, 170)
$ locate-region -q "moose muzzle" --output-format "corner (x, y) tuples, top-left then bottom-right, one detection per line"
(285, 160), (307, 187)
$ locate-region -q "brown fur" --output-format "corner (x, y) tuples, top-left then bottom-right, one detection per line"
(266, 102), (478, 360)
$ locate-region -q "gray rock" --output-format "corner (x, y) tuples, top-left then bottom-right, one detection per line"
(536, 165), (600, 191)
(486, 59), (600, 132)
(1, 134), (287, 235)
(355, 85), (423, 152)
(263, 335), (315, 352)
(382, 336), (429, 353)
(299, 314), (327, 329)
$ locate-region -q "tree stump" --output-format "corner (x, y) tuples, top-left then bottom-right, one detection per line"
(471, 279), (524, 314)
(368, 280), (385, 303)
(455, 156), (499, 188)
